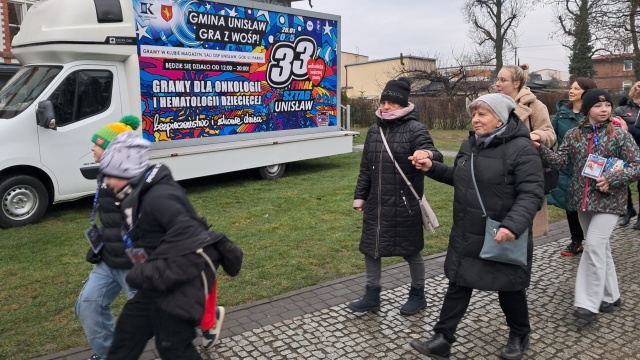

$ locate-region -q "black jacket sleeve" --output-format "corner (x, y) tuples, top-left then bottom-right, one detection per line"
(354, 127), (375, 201)
(411, 123), (443, 162)
(500, 143), (545, 237)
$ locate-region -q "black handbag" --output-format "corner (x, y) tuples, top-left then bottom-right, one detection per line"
(543, 168), (559, 195)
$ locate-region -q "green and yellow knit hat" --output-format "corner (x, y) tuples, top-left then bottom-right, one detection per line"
(91, 115), (141, 150)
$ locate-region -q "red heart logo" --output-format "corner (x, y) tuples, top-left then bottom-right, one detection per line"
(307, 58), (325, 86)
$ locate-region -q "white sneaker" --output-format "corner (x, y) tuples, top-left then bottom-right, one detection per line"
(202, 306), (225, 349)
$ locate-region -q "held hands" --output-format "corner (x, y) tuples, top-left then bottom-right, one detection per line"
(409, 150), (432, 172)
(495, 227), (516, 243)
(596, 176), (610, 193)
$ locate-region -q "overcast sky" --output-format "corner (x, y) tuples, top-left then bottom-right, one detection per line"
(292, 1), (568, 73)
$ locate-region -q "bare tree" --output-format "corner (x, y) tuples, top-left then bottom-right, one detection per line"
(550, 0), (640, 79)
(463, 0), (536, 75)
(550, 0), (601, 79)
(390, 51), (494, 100)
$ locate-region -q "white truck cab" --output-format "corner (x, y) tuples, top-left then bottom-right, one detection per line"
(0, 0), (352, 228)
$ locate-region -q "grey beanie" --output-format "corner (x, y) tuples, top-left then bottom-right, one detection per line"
(469, 93), (516, 124)
(99, 132), (150, 179)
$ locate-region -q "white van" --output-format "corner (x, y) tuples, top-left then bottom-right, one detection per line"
(0, 0), (352, 228)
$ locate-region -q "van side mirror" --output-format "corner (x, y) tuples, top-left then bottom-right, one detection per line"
(36, 100), (56, 130)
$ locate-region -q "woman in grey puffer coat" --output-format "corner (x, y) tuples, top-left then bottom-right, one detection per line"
(350, 77), (442, 316)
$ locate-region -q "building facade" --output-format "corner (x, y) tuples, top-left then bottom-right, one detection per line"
(2, 0), (38, 64)
(343, 55), (436, 99)
(592, 54), (636, 94)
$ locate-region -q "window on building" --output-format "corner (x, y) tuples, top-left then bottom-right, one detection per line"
(623, 80), (633, 93)
(7, 1), (35, 45)
(624, 60), (633, 72)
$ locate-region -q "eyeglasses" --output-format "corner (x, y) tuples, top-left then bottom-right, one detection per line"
(494, 77), (512, 84)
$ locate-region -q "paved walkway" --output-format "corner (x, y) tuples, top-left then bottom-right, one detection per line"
(37, 219), (640, 360)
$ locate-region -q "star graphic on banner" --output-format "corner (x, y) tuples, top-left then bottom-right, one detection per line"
(205, 2), (211, 10)
(226, 7), (238, 17)
(135, 21), (152, 40)
(322, 21), (333, 38)
(256, 10), (269, 20)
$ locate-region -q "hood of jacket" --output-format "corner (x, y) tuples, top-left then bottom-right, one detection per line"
(469, 112), (531, 150)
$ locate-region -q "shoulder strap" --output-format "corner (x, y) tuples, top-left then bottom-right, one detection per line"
(470, 152), (487, 218)
(197, 248), (217, 298)
(379, 126), (422, 202)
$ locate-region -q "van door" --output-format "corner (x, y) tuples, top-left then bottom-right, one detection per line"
(37, 64), (122, 197)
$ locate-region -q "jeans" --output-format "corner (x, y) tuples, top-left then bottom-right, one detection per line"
(75, 262), (136, 358)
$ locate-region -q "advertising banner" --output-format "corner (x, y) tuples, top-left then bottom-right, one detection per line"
(131, 0), (339, 142)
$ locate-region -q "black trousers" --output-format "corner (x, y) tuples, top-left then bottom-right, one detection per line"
(626, 183), (640, 212)
(566, 211), (584, 242)
(107, 290), (201, 360)
(433, 283), (530, 344)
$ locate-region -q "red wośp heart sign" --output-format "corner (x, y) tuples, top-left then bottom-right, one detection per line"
(307, 58), (326, 86)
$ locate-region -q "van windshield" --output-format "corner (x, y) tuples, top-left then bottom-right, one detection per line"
(0, 66), (62, 119)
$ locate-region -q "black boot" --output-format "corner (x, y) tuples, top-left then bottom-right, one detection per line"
(633, 217), (640, 230)
(574, 307), (597, 323)
(618, 207), (636, 227)
(347, 285), (381, 313)
(500, 333), (529, 360)
(599, 298), (622, 313)
(409, 333), (452, 359)
(400, 286), (426, 315)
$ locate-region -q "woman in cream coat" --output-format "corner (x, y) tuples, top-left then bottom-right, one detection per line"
(495, 64), (556, 237)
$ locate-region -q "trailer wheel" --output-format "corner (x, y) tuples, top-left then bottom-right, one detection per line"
(0, 175), (49, 228)
(258, 164), (286, 180)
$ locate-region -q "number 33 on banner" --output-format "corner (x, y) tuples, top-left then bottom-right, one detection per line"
(267, 36), (319, 88)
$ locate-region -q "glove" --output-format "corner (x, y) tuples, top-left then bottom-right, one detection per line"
(85, 248), (102, 264)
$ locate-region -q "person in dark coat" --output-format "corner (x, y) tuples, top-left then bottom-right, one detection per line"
(612, 82), (640, 228)
(100, 133), (242, 360)
(409, 94), (544, 360)
(548, 78), (597, 256)
(75, 116), (140, 360)
(350, 77), (443, 316)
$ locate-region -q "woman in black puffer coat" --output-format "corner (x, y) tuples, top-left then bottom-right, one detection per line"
(409, 94), (543, 360)
(350, 77), (443, 316)
(612, 85), (640, 228)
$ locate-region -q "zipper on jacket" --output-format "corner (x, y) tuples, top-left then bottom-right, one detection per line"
(582, 133), (596, 211)
(401, 190), (412, 214)
(375, 128), (384, 259)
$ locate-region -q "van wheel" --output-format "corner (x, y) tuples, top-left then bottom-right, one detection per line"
(0, 175), (49, 228)
(258, 164), (286, 180)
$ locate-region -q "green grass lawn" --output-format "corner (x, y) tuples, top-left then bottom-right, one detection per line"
(0, 129), (571, 359)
